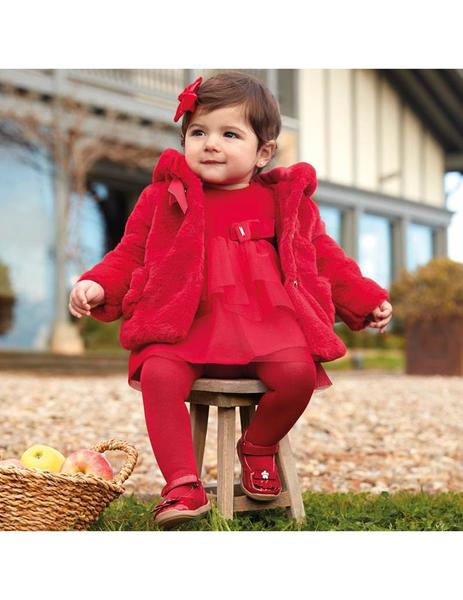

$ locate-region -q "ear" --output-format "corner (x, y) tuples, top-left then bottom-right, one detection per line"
(256, 140), (277, 168)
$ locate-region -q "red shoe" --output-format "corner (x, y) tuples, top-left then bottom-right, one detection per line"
(237, 431), (282, 501)
(152, 474), (211, 527)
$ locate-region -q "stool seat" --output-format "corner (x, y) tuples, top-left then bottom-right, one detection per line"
(186, 377), (307, 525)
(191, 377), (267, 394)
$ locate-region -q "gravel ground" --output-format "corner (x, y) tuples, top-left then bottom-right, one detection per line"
(0, 370), (462, 497)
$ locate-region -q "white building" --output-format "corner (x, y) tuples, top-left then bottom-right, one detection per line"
(0, 69), (459, 351)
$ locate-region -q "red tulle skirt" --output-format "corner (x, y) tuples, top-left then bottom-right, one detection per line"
(128, 223), (332, 393)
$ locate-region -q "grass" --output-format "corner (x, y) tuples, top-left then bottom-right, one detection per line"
(88, 490), (463, 531)
(79, 340), (405, 372)
(78, 345), (440, 532)
(327, 349), (404, 371)
(78, 348), (405, 371)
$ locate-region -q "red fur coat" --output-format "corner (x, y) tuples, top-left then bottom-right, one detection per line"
(79, 148), (389, 363)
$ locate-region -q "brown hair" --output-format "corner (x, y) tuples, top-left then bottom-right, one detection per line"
(179, 71), (281, 173)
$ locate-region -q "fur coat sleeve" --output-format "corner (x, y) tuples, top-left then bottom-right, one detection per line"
(77, 184), (156, 322)
(310, 200), (390, 331)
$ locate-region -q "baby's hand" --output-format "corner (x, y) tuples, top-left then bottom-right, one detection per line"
(69, 280), (105, 319)
(366, 300), (393, 334)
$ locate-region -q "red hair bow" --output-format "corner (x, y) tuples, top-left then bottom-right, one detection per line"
(173, 76), (203, 123)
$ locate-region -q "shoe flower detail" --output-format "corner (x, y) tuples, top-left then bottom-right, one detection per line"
(261, 470), (269, 479)
(173, 76), (203, 122)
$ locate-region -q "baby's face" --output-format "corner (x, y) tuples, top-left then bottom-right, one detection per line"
(184, 105), (262, 190)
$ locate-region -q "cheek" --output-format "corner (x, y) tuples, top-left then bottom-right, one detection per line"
(184, 144), (197, 165)
(185, 155), (198, 175)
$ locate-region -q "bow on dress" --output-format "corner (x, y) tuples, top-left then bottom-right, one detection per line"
(168, 178), (188, 214)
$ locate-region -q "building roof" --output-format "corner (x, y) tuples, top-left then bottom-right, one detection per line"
(380, 69), (463, 173)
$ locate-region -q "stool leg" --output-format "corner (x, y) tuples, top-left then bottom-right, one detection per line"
(276, 433), (307, 525)
(239, 404), (255, 434)
(189, 403), (209, 477)
(217, 406), (236, 520)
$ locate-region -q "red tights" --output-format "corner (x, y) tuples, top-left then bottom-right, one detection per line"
(140, 356), (317, 485)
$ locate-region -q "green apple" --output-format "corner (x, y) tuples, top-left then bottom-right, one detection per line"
(20, 444), (66, 472)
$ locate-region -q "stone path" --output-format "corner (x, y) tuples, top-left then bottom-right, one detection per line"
(0, 370), (462, 496)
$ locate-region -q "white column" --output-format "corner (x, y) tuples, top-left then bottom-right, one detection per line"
(434, 226), (448, 258)
(266, 70), (278, 97)
(392, 216), (409, 281)
(343, 205), (361, 261)
(49, 70), (84, 354)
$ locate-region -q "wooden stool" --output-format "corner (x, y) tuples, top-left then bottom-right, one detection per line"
(186, 377), (306, 524)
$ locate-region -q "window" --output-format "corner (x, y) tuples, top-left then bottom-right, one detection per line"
(0, 122), (106, 350)
(359, 213), (392, 289)
(319, 205), (342, 244)
(67, 189), (105, 288)
(406, 223), (434, 272)
(0, 130), (55, 350)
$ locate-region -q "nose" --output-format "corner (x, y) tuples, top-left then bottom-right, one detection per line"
(204, 133), (221, 151)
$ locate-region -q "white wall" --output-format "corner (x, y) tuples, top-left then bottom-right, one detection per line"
(298, 69), (446, 207)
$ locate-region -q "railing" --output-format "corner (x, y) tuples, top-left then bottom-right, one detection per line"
(68, 69), (185, 99)
(1, 69), (297, 119)
(69, 69), (271, 96)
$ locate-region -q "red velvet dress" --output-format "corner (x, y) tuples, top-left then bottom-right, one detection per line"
(128, 179), (333, 392)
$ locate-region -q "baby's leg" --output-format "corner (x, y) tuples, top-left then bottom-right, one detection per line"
(245, 359), (317, 446)
(140, 355), (205, 483)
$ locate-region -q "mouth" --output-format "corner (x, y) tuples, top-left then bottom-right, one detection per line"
(201, 160), (224, 165)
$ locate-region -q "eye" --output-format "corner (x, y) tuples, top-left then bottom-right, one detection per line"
(190, 129), (204, 136)
(224, 131), (238, 138)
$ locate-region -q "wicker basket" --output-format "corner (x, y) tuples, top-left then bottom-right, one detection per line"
(0, 439), (138, 531)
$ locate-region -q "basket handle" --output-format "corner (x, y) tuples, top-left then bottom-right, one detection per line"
(93, 439), (138, 486)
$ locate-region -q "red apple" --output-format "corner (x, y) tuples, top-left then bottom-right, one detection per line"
(60, 449), (113, 480)
(0, 458), (25, 468)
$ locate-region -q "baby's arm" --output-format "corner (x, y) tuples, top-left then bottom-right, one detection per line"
(75, 184), (157, 322)
(310, 202), (390, 330)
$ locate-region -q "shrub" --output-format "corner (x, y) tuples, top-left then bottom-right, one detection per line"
(0, 263), (14, 298)
(390, 258), (463, 326)
(334, 323), (404, 350)
(77, 314), (123, 352)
